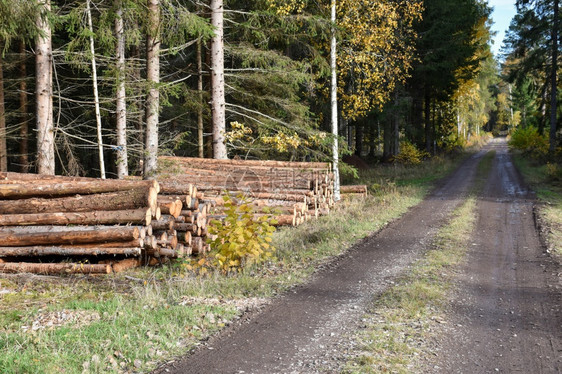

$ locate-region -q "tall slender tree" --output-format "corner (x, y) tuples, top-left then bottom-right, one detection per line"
(210, 0), (227, 159)
(86, 0), (106, 179)
(114, 0), (128, 178)
(36, 0), (55, 175)
(330, 0), (340, 201)
(144, 0), (160, 178)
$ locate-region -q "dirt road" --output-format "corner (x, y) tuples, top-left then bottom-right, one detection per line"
(156, 139), (560, 373)
(428, 139), (561, 373)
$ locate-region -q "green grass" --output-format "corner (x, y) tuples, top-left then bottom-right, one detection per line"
(0, 153), (468, 374)
(512, 154), (562, 257)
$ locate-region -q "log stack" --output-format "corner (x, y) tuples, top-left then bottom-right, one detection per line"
(0, 173), (185, 275)
(158, 156), (335, 227)
(152, 181), (211, 256)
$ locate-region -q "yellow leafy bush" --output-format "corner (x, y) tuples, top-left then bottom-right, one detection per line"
(394, 141), (429, 165)
(205, 195), (276, 273)
(508, 126), (549, 159)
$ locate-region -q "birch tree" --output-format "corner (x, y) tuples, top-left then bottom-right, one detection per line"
(144, 0), (160, 178)
(114, 0), (128, 178)
(210, 0), (227, 159)
(330, 0), (340, 201)
(86, 0), (106, 179)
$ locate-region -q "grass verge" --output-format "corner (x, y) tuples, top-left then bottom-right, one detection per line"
(512, 154), (562, 257)
(0, 155), (466, 374)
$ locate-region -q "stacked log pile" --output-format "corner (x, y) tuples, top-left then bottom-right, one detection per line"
(0, 173), (185, 275)
(154, 181), (211, 256)
(158, 156), (335, 227)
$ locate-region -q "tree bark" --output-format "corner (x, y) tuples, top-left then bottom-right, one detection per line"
(355, 122), (363, 156)
(159, 156), (330, 169)
(0, 226), (140, 247)
(86, 0), (106, 179)
(36, 0), (55, 175)
(0, 186), (157, 214)
(144, 0), (160, 178)
(210, 0), (227, 159)
(19, 40), (29, 173)
(0, 42), (6, 172)
(330, 0), (340, 201)
(112, 258), (140, 273)
(197, 37), (205, 158)
(0, 262), (112, 275)
(0, 208), (153, 226)
(0, 179), (159, 199)
(550, 0), (559, 153)
(115, 0), (129, 178)
(0, 246), (141, 257)
(424, 88), (432, 154)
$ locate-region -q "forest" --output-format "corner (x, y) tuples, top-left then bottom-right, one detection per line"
(0, 0), (559, 180)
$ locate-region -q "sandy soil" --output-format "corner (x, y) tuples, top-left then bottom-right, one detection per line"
(155, 139), (560, 374)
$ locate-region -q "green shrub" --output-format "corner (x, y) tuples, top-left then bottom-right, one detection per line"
(394, 141), (429, 165)
(508, 126), (549, 159)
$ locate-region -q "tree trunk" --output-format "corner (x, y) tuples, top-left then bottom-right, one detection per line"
(355, 122), (363, 156)
(0, 43), (6, 172)
(0, 179), (159, 199)
(197, 38), (205, 158)
(210, 0), (227, 159)
(330, 0), (340, 201)
(0, 187), (157, 214)
(0, 246), (141, 257)
(0, 208), (153, 226)
(383, 118), (391, 161)
(115, 0), (129, 178)
(36, 0), (55, 175)
(550, 0), (559, 153)
(0, 226), (140, 247)
(86, 0), (106, 179)
(0, 262), (112, 275)
(144, 0), (160, 178)
(424, 88), (432, 154)
(19, 40), (29, 173)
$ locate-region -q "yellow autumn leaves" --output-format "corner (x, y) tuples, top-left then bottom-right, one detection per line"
(267, 0), (422, 121)
(337, 0), (423, 120)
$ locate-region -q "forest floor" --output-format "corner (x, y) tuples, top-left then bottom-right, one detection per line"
(156, 138), (561, 374)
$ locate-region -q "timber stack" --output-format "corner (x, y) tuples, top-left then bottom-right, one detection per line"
(0, 172), (188, 275)
(158, 156), (335, 227)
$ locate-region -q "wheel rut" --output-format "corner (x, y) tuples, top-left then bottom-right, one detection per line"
(428, 138), (561, 373)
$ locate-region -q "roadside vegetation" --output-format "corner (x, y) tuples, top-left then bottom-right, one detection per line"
(343, 150), (493, 373)
(0, 154), (466, 374)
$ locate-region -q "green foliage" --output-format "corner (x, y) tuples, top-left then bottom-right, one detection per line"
(205, 195), (277, 274)
(394, 141), (429, 165)
(508, 126), (549, 159)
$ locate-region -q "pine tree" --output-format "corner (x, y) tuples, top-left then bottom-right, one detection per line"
(36, 0), (55, 174)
